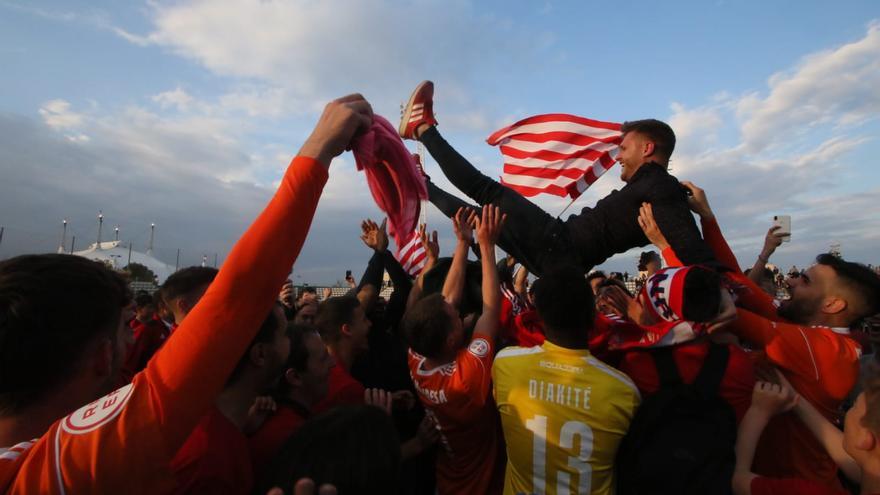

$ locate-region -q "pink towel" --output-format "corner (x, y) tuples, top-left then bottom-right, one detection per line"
(351, 115), (428, 254)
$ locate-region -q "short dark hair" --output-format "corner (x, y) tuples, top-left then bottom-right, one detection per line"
(260, 405), (401, 495)
(586, 271), (607, 283)
(638, 251), (661, 271)
(226, 302), (284, 386)
(0, 254), (131, 414)
(621, 119), (676, 162)
(315, 296), (360, 343)
(681, 267), (722, 322)
(402, 293), (455, 359)
(816, 254), (880, 322)
(533, 266), (595, 337)
(160, 266), (218, 303)
(277, 323), (320, 399)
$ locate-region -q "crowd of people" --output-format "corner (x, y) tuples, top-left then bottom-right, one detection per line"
(1, 83), (879, 495)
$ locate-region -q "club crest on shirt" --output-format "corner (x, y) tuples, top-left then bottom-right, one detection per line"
(61, 383), (135, 435)
(468, 338), (490, 358)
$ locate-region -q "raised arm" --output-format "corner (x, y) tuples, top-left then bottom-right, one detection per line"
(147, 94), (372, 448)
(406, 224), (439, 311)
(680, 181), (741, 272)
(747, 225), (785, 286)
(779, 371), (862, 482)
(638, 202), (683, 267)
(441, 208), (476, 309)
(733, 381), (799, 495)
(356, 218), (388, 311)
(473, 206), (506, 338)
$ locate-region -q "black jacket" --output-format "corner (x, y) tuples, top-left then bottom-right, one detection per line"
(565, 163), (716, 268)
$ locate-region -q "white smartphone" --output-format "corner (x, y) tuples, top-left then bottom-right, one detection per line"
(773, 215), (791, 242)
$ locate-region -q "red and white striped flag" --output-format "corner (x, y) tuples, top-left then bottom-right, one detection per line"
(395, 229), (427, 277)
(486, 114), (622, 199)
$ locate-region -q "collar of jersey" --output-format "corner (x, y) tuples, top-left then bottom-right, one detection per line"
(542, 340), (592, 356)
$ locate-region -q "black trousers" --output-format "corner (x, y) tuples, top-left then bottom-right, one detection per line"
(420, 127), (584, 277)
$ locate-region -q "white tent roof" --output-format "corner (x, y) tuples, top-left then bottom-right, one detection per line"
(72, 241), (176, 284)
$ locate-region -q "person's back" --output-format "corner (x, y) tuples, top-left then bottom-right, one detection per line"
(494, 341), (640, 494)
(408, 336), (504, 493)
(404, 206), (507, 494)
(621, 340), (755, 422)
(493, 266), (640, 495)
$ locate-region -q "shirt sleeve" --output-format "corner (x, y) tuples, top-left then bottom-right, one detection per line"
(698, 216), (743, 272)
(458, 337), (495, 407)
(26, 157), (328, 494)
(660, 246), (684, 267)
(731, 308), (832, 383)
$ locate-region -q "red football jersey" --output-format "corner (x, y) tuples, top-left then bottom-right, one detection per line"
(0, 156), (328, 494)
(408, 336), (505, 495)
(170, 407), (252, 494)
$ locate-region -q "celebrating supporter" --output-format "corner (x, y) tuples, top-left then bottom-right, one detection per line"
(587, 270), (608, 295)
(493, 265), (641, 495)
(250, 324), (332, 481)
(170, 303), (289, 493)
(682, 181), (880, 487)
(399, 80), (715, 277)
(121, 290), (172, 382)
(404, 206), (507, 495)
(160, 266), (219, 327)
(734, 367), (880, 495)
(312, 296), (371, 412)
(0, 93), (373, 493)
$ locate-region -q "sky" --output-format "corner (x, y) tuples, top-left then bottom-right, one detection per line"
(1, 0), (879, 284)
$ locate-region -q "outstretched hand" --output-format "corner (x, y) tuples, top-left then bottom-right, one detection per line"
(474, 206), (506, 246)
(418, 224), (440, 263)
(680, 181), (714, 219)
(638, 202), (670, 251)
(299, 94), (373, 167)
(360, 218), (389, 252)
(760, 225), (786, 260)
(452, 207), (477, 244)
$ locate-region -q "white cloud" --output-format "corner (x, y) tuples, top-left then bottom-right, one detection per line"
(737, 22), (880, 152)
(152, 87), (194, 111)
(38, 99), (84, 129)
(116, 0), (544, 115)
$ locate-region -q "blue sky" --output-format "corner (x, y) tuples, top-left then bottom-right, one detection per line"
(1, 0), (879, 283)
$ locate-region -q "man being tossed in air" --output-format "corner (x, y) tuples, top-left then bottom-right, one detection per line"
(399, 80), (714, 277)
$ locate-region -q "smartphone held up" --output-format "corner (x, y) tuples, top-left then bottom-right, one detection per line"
(773, 215), (791, 242)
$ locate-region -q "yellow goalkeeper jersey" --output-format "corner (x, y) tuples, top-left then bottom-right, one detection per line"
(493, 341), (641, 495)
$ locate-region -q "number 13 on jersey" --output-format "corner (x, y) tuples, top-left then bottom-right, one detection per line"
(524, 414), (594, 494)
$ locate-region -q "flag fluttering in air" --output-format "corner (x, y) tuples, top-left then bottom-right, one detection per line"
(396, 229), (427, 276)
(486, 114), (622, 199)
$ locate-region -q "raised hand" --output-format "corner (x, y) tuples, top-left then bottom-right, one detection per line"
(279, 279), (295, 308)
(299, 94), (373, 167)
(680, 181), (714, 219)
(751, 381), (799, 418)
(473, 205), (506, 246)
(760, 225), (786, 261)
(418, 224), (440, 264)
(637, 202), (670, 251)
(360, 218), (389, 252)
(452, 207), (476, 244)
